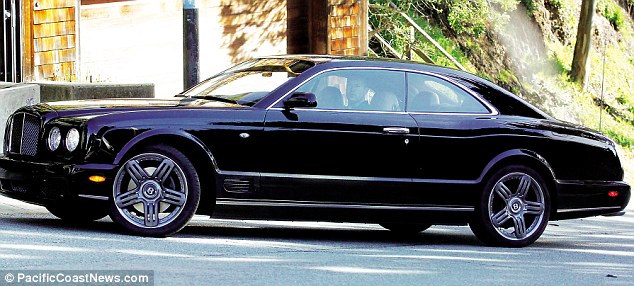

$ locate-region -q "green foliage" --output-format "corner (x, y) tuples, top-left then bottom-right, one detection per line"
(444, 0), (519, 37)
(498, 69), (521, 94)
(521, 0), (537, 13)
(607, 129), (634, 149)
(369, 0), (477, 72)
(598, 0), (626, 31)
(446, 0), (489, 37)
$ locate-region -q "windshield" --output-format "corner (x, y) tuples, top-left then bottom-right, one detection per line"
(183, 58), (316, 106)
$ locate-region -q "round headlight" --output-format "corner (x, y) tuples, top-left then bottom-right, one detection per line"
(47, 127), (61, 151)
(65, 128), (80, 152)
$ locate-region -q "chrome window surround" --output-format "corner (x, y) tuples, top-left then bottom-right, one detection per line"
(266, 66), (500, 116)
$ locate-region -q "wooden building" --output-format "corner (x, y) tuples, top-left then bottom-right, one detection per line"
(3, 0), (368, 97)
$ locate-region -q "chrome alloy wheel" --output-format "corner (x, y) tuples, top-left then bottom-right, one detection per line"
(487, 172), (546, 240)
(113, 153), (188, 228)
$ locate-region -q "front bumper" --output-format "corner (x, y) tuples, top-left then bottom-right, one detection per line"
(0, 155), (117, 205)
(553, 179), (631, 220)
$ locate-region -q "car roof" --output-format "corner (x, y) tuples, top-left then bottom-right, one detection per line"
(257, 54), (468, 75)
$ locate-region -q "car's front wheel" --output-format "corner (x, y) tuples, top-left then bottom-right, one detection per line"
(109, 144), (200, 237)
(470, 165), (550, 247)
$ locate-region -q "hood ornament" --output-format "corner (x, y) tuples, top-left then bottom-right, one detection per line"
(26, 98), (36, 106)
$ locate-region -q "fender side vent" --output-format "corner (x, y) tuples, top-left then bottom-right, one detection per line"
(223, 178), (253, 194)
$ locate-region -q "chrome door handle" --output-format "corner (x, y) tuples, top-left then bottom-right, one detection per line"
(383, 127), (410, 134)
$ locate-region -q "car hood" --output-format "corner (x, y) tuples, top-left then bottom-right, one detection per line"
(29, 97), (244, 118)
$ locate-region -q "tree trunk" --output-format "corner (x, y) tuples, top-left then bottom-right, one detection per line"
(571, 0), (597, 88)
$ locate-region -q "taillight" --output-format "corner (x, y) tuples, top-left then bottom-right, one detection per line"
(608, 191), (619, 197)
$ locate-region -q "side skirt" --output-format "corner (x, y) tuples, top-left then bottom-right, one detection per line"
(212, 199), (474, 225)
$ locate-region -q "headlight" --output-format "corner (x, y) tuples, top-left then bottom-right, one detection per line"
(65, 128), (80, 152)
(47, 127), (61, 151)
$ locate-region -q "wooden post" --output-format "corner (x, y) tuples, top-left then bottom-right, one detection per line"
(359, 0), (368, 56)
(309, 0), (328, 54)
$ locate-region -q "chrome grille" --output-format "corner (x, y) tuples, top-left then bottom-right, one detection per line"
(8, 112), (41, 156)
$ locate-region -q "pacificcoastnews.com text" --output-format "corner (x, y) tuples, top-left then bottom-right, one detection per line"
(1, 270), (153, 285)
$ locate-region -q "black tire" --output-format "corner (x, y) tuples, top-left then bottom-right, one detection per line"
(46, 201), (109, 222)
(380, 223), (432, 235)
(109, 144), (200, 237)
(470, 165), (551, 247)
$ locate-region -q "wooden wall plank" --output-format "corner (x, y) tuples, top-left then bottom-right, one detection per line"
(34, 8), (75, 24)
(328, 0), (364, 55)
(34, 48), (76, 66)
(34, 35), (76, 52)
(34, 0), (76, 11)
(33, 21), (76, 38)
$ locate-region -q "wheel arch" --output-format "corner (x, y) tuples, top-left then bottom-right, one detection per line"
(113, 129), (218, 215)
(478, 149), (559, 215)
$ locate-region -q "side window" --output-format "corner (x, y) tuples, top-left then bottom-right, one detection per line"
(407, 73), (490, 114)
(296, 69), (406, 111)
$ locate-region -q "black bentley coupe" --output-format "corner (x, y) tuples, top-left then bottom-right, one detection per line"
(0, 55), (629, 247)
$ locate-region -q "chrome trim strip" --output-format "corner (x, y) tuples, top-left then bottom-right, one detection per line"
(557, 206), (622, 213)
(219, 170), (478, 185)
(259, 172), (412, 183)
(268, 107), (497, 117)
(77, 194), (109, 201)
(216, 198), (474, 212)
(218, 170), (260, 177)
(265, 66), (500, 116)
(264, 172), (478, 184)
(6, 114), (14, 153)
(267, 107), (410, 114)
(20, 113), (26, 154)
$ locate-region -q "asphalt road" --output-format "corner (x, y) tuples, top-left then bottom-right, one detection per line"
(0, 197), (632, 286)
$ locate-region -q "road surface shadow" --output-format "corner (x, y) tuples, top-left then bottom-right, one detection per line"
(180, 223), (483, 246)
(0, 213), (484, 246)
(7, 213), (626, 249)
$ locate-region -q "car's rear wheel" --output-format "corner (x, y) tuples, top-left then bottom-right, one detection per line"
(109, 144), (200, 237)
(470, 165), (550, 247)
(380, 223), (432, 234)
(46, 201), (109, 222)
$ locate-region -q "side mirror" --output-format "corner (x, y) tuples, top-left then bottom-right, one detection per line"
(283, 92), (317, 109)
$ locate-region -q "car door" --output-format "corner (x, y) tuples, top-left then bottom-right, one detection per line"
(259, 69), (420, 205)
(406, 72), (500, 206)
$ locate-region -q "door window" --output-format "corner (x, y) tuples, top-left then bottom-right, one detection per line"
(407, 73), (490, 114)
(297, 69), (406, 112)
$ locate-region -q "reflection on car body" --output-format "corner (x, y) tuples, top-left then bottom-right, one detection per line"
(0, 55), (630, 247)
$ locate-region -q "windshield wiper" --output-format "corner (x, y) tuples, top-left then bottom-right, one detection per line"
(189, 95), (240, 105)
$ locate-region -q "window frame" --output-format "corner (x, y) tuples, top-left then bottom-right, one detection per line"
(267, 66), (499, 116)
